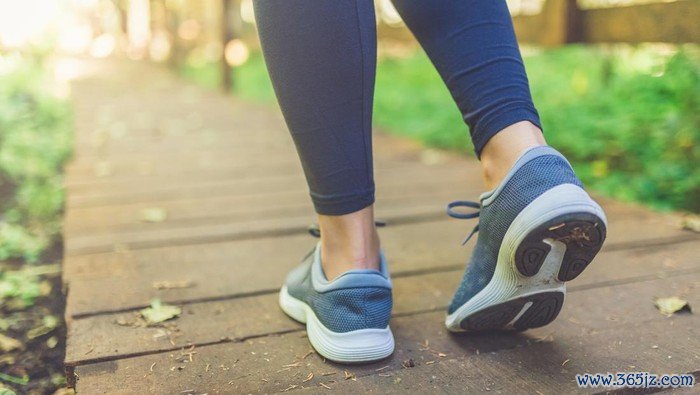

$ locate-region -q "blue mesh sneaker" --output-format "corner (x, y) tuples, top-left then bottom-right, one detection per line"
(279, 243), (394, 362)
(445, 146), (607, 332)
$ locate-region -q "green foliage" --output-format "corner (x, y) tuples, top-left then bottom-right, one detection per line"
(0, 223), (46, 263)
(182, 45), (700, 212)
(373, 45), (700, 212)
(0, 267), (44, 309)
(527, 46), (700, 212)
(375, 56), (469, 150)
(0, 53), (72, 261)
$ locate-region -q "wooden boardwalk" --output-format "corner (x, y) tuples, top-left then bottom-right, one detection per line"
(62, 58), (699, 394)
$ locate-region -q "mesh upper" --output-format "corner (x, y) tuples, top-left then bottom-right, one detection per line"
(447, 153), (583, 314)
(286, 252), (392, 333)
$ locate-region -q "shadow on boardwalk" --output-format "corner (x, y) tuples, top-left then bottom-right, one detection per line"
(62, 58), (699, 394)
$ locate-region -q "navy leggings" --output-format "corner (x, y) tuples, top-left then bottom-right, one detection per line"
(253, 0), (541, 215)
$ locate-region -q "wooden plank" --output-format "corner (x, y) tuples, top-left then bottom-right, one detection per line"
(66, 133), (432, 185)
(62, 193), (696, 256)
(64, 159), (472, 207)
(64, 149), (467, 209)
(71, 298), (698, 393)
(328, 321), (699, 394)
(62, 224), (698, 319)
(65, 266), (700, 364)
(63, 168), (478, 235)
(64, 207), (698, 314)
(64, 148), (455, 191)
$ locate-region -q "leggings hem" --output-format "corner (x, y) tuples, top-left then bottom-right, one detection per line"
(472, 107), (542, 158)
(312, 189), (375, 216)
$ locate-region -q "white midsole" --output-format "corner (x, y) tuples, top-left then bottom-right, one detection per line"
(279, 285), (395, 363)
(445, 183), (606, 332)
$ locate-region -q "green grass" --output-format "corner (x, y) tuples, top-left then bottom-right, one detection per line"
(181, 45), (700, 213)
(0, 52), (72, 262)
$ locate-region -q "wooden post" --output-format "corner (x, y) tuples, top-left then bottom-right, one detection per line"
(221, 0), (234, 92)
(564, 0), (584, 43)
(512, 0), (583, 46)
(166, 0), (183, 69)
(534, 0), (582, 46)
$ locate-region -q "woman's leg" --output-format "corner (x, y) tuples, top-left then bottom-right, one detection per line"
(254, 1), (394, 364)
(391, 0), (546, 188)
(391, 0), (607, 333)
(253, 0), (380, 279)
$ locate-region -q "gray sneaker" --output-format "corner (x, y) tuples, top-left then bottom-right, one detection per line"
(445, 146), (607, 332)
(279, 243), (394, 362)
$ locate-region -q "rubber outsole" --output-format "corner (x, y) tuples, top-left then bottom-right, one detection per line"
(455, 211), (605, 332)
(447, 183), (608, 333)
(459, 292), (565, 332)
(515, 212), (607, 281)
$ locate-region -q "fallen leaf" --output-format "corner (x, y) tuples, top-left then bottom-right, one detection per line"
(654, 297), (691, 316)
(420, 149), (446, 165)
(27, 315), (59, 339)
(46, 336), (58, 349)
(0, 333), (23, 352)
(152, 280), (194, 290)
(680, 215), (700, 233)
(140, 299), (181, 324)
(93, 161), (112, 177)
(0, 387), (15, 395)
(141, 208), (168, 223)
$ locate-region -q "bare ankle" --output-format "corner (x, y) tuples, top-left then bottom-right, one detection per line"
(318, 205), (381, 280)
(480, 121), (546, 190)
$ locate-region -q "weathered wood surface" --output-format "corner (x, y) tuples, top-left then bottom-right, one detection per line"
(63, 58), (700, 393)
(379, 0), (700, 46)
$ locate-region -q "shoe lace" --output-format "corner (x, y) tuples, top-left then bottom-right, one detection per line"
(446, 200), (481, 246)
(307, 220), (387, 238)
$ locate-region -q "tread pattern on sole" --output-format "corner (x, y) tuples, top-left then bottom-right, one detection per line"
(459, 292), (565, 332)
(514, 212), (607, 281)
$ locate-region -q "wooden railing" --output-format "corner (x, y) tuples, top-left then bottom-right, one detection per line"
(134, 0), (700, 91)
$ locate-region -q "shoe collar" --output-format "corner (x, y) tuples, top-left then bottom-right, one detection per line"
(479, 146), (570, 207)
(310, 242), (392, 293)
